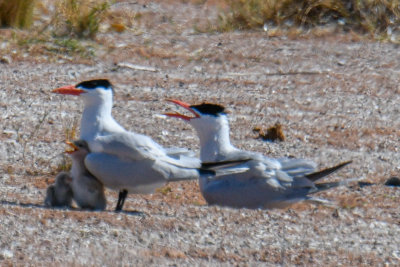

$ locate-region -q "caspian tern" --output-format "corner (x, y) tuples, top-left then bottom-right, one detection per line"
(52, 79), (246, 211)
(165, 99), (352, 209)
(66, 140), (107, 210)
(44, 172), (73, 208)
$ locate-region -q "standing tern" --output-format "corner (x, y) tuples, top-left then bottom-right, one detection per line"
(165, 99), (352, 209)
(44, 172), (73, 208)
(52, 79), (247, 211)
(66, 140), (107, 210)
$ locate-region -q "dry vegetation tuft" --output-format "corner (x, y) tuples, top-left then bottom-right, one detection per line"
(218, 0), (400, 38)
(253, 123), (285, 142)
(0, 0), (111, 38)
(53, 0), (110, 38)
(0, 0), (35, 28)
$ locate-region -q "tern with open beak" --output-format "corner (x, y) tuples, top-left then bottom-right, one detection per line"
(165, 99), (353, 209)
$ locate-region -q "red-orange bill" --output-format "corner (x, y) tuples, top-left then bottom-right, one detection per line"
(52, 85), (85, 95)
(165, 99), (199, 120)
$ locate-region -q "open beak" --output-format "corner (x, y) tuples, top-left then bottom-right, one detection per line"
(164, 99), (200, 121)
(65, 141), (79, 154)
(52, 85), (85, 95)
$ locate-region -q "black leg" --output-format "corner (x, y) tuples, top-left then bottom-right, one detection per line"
(115, 189), (128, 211)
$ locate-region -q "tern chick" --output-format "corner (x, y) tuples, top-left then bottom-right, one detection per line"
(66, 140), (107, 210)
(44, 172), (73, 207)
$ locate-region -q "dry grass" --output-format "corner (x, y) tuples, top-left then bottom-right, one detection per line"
(218, 0), (400, 38)
(253, 123), (285, 142)
(53, 0), (111, 38)
(0, 0), (35, 28)
(0, 0), (110, 62)
(104, 3), (143, 33)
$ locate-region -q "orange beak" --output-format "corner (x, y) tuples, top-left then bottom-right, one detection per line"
(164, 99), (200, 121)
(65, 141), (79, 154)
(52, 85), (85, 95)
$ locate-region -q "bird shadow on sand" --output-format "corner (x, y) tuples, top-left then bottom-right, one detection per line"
(113, 209), (148, 216)
(1, 199), (53, 210)
(0, 199), (147, 216)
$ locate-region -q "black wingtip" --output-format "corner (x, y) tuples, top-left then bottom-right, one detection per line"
(305, 160), (352, 182)
(201, 159), (251, 170)
(198, 169), (216, 176)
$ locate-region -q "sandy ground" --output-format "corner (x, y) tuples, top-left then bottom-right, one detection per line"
(0, 0), (399, 265)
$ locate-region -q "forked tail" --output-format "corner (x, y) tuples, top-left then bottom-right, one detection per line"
(305, 160), (352, 182)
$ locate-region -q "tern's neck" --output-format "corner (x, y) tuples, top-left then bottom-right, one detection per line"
(70, 157), (87, 179)
(80, 95), (125, 140)
(192, 115), (238, 162)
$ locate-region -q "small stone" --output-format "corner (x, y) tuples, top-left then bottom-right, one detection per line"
(384, 177), (400, 187)
(338, 18), (346, 25)
(337, 59), (346, 66)
(2, 249), (13, 259)
(193, 66), (202, 73)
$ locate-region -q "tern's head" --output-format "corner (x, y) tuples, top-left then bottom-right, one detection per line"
(165, 99), (227, 127)
(165, 99), (229, 133)
(54, 172), (72, 187)
(166, 99), (235, 159)
(65, 140), (90, 161)
(53, 79), (113, 105)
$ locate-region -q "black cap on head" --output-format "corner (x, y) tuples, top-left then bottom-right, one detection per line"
(76, 79), (112, 90)
(190, 103), (225, 117)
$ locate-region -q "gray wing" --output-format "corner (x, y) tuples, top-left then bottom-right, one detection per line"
(92, 132), (201, 169)
(84, 152), (199, 194)
(165, 147), (198, 158)
(200, 173), (314, 209)
(244, 150), (317, 176)
(212, 149), (317, 183)
(92, 132), (166, 160)
(277, 157), (317, 176)
(201, 158), (350, 209)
